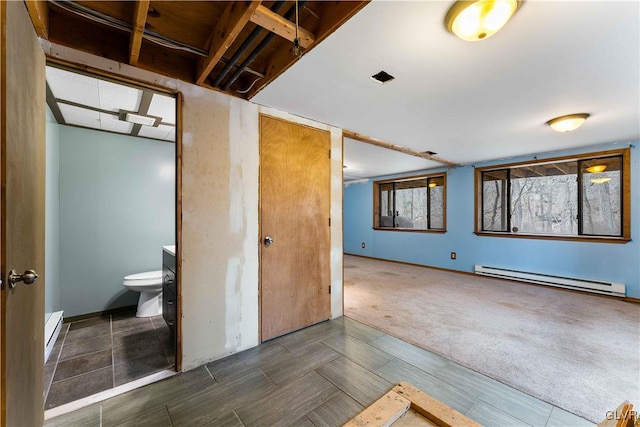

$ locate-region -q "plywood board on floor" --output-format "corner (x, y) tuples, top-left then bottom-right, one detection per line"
(344, 382), (482, 427)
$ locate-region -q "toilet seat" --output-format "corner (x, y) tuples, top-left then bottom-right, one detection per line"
(123, 270), (162, 286)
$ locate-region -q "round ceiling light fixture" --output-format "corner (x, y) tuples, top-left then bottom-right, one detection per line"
(546, 113), (590, 132)
(445, 0), (522, 42)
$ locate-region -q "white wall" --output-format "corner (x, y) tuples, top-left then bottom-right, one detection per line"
(43, 42), (344, 370)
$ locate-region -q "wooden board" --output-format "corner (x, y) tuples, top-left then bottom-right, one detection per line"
(259, 115), (331, 341)
(345, 383), (482, 427)
(1, 2), (46, 425)
(344, 390), (410, 427)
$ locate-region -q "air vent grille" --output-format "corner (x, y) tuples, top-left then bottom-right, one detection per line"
(371, 71), (395, 84)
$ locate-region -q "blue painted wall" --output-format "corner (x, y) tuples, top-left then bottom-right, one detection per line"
(344, 141), (640, 298)
(59, 126), (176, 317)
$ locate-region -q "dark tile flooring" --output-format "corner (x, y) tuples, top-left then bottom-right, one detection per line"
(44, 309), (175, 410)
(45, 317), (594, 427)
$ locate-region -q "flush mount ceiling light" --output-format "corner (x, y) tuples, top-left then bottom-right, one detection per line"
(586, 165), (607, 173)
(445, 0), (522, 42)
(546, 113), (590, 132)
(118, 110), (161, 127)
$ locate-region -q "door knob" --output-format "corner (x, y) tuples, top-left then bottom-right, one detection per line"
(8, 269), (39, 289)
(264, 236), (274, 247)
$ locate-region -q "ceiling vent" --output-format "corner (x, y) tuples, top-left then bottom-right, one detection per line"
(371, 71), (395, 84)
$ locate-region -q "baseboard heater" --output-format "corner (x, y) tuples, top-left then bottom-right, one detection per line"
(474, 265), (626, 297)
(45, 311), (64, 363)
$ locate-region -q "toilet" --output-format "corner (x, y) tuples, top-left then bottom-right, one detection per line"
(122, 270), (163, 317)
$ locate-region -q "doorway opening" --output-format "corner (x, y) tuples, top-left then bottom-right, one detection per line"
(43, 63), (179, 412)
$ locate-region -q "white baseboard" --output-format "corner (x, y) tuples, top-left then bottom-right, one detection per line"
(44, 311), (64, 363)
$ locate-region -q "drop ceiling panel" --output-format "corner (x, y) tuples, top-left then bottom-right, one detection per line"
(59, 103), (100, 130)
(47, 66), (100, 108)
(98, 80), (142, 113)
(99, 113), (133, 134)
(138, 124), (175, 142)
(147, 94), (176, 125)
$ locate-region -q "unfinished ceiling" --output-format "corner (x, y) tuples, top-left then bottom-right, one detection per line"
(27, 0), (367, 100)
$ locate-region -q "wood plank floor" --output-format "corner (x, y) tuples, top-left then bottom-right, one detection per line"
(45, 317), (594, 427)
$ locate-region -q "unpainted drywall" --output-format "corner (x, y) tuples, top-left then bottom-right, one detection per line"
(44, 42), (344, 370)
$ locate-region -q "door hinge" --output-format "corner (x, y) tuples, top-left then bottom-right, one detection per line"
(329, 150), (331, 159)
(328, 217), (331, 227)
(329, 285), (331, 294)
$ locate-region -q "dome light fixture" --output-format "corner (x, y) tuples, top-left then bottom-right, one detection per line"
(445, 0), (522, 42)
(546, 113), (590, 133)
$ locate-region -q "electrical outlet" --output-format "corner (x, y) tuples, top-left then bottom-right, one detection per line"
(450, 252), (456, 260)
(361, 242), (366, 248)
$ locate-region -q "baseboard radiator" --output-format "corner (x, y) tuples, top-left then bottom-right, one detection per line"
(474, 265), (626, 297)
(45, 311), (64, 363)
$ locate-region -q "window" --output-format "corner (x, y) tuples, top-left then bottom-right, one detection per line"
(374, 174), (446, 232)
(476, 149), (630, 242)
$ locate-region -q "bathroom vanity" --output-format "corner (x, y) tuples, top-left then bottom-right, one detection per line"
(162, 246), (177, 334)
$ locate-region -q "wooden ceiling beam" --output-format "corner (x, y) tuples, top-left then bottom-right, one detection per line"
(129, 0), (150, 66)
(249, 4), (315, 49)
(248, 0), (369, 99)
(196, 0), (262, 85)
(343, 130), (459, 167)
(25, 1), (49, 39)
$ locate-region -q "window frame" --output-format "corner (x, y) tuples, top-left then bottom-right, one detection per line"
(474, 148), (631, 243)
(373, 172), (447, 233)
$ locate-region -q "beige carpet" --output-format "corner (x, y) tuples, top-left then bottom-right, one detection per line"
(344, 255), (640, 423)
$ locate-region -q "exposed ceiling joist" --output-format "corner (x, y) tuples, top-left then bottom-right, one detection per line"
(196, 0), (262, 85)
(34, 0), (369, 100)
(24, 0), (49, 38)
(250, 4), (315, 49)
(129, 0), (150, 66)
(343, 130), (459, 167)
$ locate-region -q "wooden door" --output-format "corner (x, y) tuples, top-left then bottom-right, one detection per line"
(259, 115), (331, 341)
(1, 2), (46, 425)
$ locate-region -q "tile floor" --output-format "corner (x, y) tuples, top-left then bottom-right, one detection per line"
(44, 308), (175, 410)
(45, 317), (595, 427)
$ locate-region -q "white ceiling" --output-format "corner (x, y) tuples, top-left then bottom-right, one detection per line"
(254, 0), (640, 173)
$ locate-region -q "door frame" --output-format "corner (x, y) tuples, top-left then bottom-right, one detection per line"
(43, 58), (184, 371)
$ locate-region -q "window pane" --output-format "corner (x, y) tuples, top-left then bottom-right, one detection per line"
(428, 177), (444, 229)
(395, 179), (427, 229)
(510, 162), (578, 235)
(482, 170), (508, 231)
(581, 156), (622, 236)
(379, 187), (392, 227)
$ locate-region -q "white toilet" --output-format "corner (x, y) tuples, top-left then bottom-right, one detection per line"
(122, 270), (163, 317)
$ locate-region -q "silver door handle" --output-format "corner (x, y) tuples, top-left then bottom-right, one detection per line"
(8, 269), (38, 289)
(264, 236), (274, 247)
